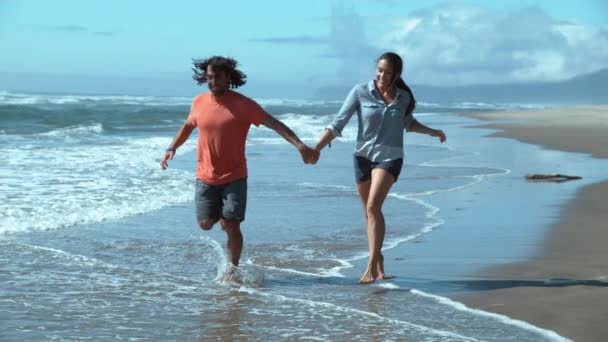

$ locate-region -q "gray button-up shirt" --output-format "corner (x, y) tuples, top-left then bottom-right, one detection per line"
(326, 81), (415, 162)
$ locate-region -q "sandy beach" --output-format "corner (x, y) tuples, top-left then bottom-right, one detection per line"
(457, 106), (608, 341)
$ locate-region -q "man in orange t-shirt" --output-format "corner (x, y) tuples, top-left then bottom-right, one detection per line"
(160, 56), (317, 281)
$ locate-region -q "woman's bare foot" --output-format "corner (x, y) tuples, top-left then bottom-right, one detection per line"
(375, 253), (386, 279)
(359, 269), (377, 284)
(359, 259), (379, 284)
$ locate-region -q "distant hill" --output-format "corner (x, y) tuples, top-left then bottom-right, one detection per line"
(313, 68), (608, 104)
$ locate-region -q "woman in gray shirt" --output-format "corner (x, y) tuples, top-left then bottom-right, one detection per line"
(313, 52), (446, 284)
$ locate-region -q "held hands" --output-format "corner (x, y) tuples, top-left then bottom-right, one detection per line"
(431, 129), (447, 143)
(298, 144), (320, 165)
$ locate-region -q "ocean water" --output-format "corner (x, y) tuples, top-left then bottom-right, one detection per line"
(3, 90), (605, 341)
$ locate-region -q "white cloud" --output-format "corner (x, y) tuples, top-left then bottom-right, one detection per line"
(379, 4), (608, 85)
(511, 50), (566, 80)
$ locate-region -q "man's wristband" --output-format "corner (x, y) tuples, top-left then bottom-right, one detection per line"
(166, 147), (176, 152)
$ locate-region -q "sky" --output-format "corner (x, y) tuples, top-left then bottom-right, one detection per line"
(1, 0), (607, 97)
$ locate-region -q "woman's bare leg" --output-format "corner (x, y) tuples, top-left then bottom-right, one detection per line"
(358, 168), (395, 284)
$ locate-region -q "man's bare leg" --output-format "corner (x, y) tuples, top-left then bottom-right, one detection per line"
(198, 218), (218, 231)
(220, 218), (243, 282)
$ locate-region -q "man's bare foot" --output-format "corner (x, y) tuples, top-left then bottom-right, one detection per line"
(222, 263), (240, 283)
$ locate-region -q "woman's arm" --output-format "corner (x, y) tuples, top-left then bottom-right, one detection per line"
(314, 129), (335, 152)
(408, 119), (446, 143)
(315, 86), (360, 153)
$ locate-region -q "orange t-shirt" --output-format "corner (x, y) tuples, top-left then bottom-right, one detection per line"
(186, 90), (269, 185)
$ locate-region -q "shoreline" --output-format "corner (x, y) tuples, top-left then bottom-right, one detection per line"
(455, 106), (608, 341)
(466, 105), (608, 159)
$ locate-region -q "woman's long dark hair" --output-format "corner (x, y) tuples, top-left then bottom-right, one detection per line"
(377, 52), (416, 116)
(192, 56), (247, 89)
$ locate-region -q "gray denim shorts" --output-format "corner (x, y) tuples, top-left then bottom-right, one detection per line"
(195, 178), (247, 222)
(354, 156), (403, 183)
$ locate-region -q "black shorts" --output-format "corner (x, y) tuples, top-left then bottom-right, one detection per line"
(195, 178), (247, 222)
(354, 156), (403, 183)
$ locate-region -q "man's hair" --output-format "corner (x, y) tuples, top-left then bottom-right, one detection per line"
(192, 56), (247, 88)
(377, 52), (416, 117)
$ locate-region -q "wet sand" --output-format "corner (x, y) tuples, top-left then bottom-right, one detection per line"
(456, 106), (608, 341)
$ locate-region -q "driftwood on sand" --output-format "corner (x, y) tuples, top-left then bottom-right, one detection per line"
(525, 174), (582, 183)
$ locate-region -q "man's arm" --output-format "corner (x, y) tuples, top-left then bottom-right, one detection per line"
(160, 121), (196, 170)
(261, 115), (318, 164)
